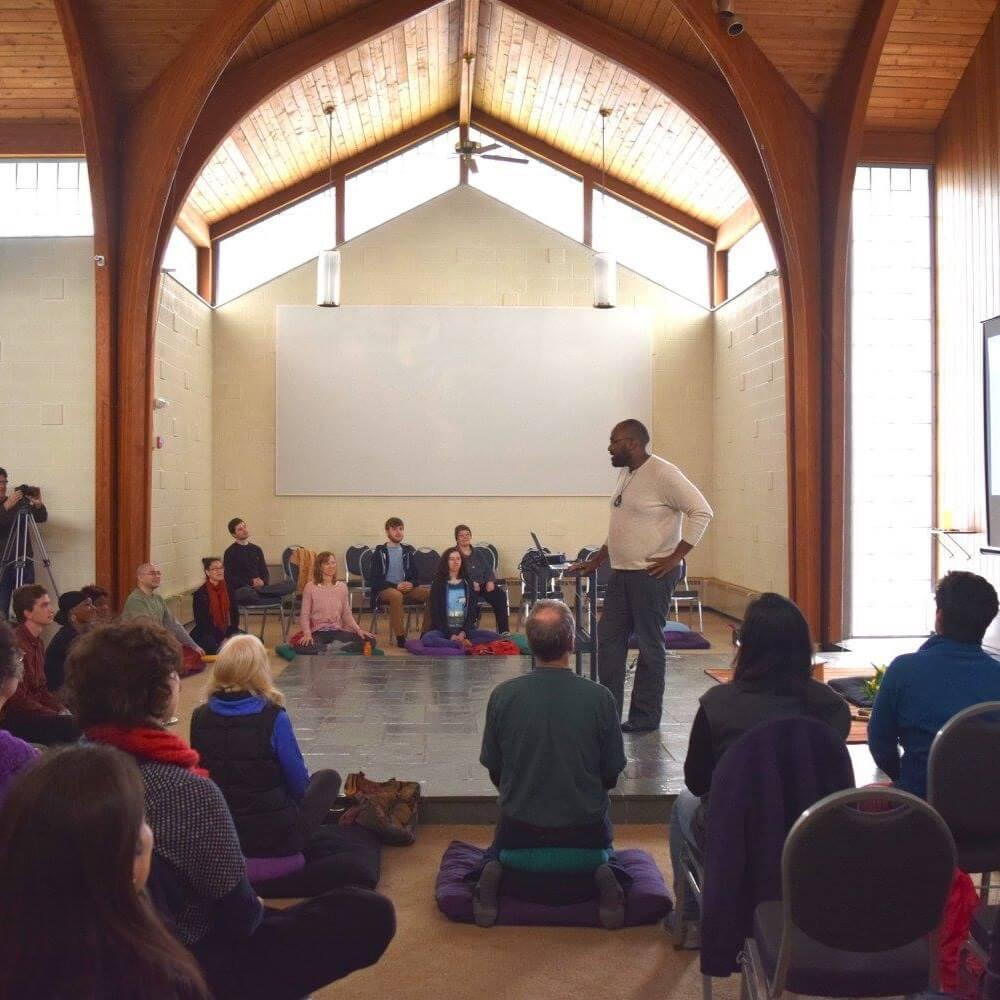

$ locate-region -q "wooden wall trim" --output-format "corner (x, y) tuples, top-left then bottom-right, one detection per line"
(210, 111), (457, 242)
(819, 0), (900, 641)
(172, 0), (448, 217)
(713, 249), (728, 307)
(51, 0), (121, 599)
(0, 120), (85, 157)
(716, 199), (759, 252)
(496, 0), (778, 254)
(670, 0), (825, 633)
(860, 129), (936, 165)
(473, 111), (717, 243)
(196, 245), (213, 303)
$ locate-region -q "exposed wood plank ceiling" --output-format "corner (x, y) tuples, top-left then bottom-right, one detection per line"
(473, 1), (746, 225)
(867, 0), (998, 131)
(0, 0), (78, 120)
(188, 1), (461, 222)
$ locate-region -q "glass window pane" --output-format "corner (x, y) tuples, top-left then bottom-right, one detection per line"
(216, 188), (335, 305)
(162, 227), (199, 296)
(592, 192), (710, 307)
(727, 223), (777, 299)
(849, 166), (932, 637)
(0, 160), (93, 236)
(469, 134), (582, 243)
(344, 128), (459, 240)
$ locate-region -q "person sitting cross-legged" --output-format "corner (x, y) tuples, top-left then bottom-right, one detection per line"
(67, 620), (396, 1000)
(123, 563), (205, 661)
(668, 592), (850, 947)
(296, 551), (375, 650)
(868, 569), (1000, 798)
(369, 517), (430, 648)
(422, 547), (498, 648)
(191, 557), (244, 655)
(476, 599), (627, 928)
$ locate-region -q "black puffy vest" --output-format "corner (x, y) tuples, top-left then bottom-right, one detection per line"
(190, 698), (304, 858)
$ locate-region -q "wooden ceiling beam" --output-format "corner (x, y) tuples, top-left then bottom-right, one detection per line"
(818, 0), (901, 641)
(176, 201), (211, 248)
(494, 0), (778, 276)
(670, 0), (825, 634)
(473, 110), (717, 244)
(716, 198), (759, 251)
(171, 0), (449, 218)
(0, 120), (84, 157)
(859, 129), (935, 165)
(51, 0), (121, 597)
(459, 0), (480, 127)
(209, 110), (457, 241)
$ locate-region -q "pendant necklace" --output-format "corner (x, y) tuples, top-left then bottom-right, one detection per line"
(614, 469), (637, 507)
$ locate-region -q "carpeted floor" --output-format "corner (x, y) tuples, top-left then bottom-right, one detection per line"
(311, 824), (740, 1000)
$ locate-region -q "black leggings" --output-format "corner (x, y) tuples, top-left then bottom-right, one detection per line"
(474, 586), (509, 633)
(195, 887), (396, 1000)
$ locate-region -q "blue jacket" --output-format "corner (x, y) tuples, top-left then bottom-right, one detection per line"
(868, 634), (1000, 798)
(205, 693), (309, 800)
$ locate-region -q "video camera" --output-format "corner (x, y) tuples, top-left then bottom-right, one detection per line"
(14, 485), (40, 509)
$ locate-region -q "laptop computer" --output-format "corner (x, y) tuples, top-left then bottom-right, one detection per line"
(530, 531), (572, 570)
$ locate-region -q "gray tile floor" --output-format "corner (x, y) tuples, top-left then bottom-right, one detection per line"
(279, 644), (889, 804)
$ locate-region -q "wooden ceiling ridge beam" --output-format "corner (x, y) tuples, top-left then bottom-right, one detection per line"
(818, 0), (901, 640)
(459, 0), (481, 127)
(210, 109), (458, 242)
(0, 120), (85, 157)
(492, 0), (777, 266)
(472, 109), (717, 244)
(668, 0), (825, 633)
(172, 0), (450, 218)
(860, 128), (935, 165)
(51, 0), (122, 596)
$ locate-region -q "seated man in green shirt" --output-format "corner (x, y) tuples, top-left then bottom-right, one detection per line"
(477, 599), (627, 927)
(122, 562), (204, 658)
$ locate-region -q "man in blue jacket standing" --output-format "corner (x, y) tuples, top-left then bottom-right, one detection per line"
(868, 570), (1000, 797)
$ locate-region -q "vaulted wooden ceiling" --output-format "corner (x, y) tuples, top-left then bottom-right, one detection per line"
(3, 0), (999, 227)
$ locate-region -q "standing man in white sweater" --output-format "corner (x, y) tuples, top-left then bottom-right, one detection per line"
(571, 420), (713, 733)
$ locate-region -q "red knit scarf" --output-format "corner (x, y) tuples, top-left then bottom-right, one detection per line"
(86, 725), (209, 777)
(207, 579), (231, 632)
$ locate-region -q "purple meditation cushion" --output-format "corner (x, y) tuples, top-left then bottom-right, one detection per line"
(435, 840), (672, 927)
(405, 638), (467, 657)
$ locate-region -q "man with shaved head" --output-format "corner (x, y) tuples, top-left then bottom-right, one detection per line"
(570, 419), (713, 733)
(122, 562), (204, 656)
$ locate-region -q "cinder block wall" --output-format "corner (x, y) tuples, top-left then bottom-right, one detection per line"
(212, 185), (716, 582)
(0, 237), (96, 588)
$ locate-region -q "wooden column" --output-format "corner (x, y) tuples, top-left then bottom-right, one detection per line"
(713, 249), (728, 307)
(196, 245), (214, 304)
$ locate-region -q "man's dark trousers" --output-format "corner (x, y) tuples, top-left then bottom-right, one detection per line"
(597, 565), (682, 728)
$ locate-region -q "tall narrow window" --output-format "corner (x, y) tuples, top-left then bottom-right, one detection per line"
(849, 166), (933, 636)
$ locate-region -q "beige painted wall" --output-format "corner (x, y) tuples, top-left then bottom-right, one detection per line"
(151, 275), (214, 596)
(213, 185), (715, 581)
(711, 273), (788, 602)
(0, 237), (95, 588)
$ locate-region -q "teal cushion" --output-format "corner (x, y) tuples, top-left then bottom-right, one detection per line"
(499, 847), (611, 873)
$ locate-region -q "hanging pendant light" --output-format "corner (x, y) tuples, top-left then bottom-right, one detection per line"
(316, 103), (341, 307)
(593, 108), (616, 309)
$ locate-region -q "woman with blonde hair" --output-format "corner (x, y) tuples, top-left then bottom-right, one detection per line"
(296, 551), (375, 649)
(190, 634), (347, 896)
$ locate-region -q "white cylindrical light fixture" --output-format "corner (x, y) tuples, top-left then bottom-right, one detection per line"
(316, 248), (341, 307)
(593, 251), (616, 309)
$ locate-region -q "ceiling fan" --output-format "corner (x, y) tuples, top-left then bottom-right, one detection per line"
(453, 135), (529, 173)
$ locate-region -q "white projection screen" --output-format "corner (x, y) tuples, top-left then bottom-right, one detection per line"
(275, 305), (651, 496)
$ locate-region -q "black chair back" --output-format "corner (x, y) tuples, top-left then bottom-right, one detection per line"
(281, 546), (299, 584)
(782, 787), (955, 953)
(412, 548), (440, 586)
(473, 544), (498, 574)
(358, 547), (374, 586)
(346, 545), (369, 581)
(928, 700), (1000, 873)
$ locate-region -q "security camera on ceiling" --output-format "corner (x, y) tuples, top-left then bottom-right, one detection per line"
(714, 0), (745, 37)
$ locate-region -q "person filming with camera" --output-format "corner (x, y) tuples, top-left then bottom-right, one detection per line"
(0, 469), (47, 621)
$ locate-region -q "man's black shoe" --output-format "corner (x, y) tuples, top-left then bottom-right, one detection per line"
(621, 721), (659, 734)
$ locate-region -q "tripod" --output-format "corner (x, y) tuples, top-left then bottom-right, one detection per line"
(0, 505), (58, 619)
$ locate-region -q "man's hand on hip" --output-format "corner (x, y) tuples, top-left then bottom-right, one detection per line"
(646, 554), (682, 578)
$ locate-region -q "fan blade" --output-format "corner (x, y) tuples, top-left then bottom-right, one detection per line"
(477, 142), (501, 154)
(482, 154), (530, 164)
(468, 157), (479, 174)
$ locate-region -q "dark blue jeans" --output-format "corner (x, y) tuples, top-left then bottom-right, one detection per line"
(597, 566), (682, 728)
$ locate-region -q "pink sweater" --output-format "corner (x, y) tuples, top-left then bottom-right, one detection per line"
(300, 581), (361, 635)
